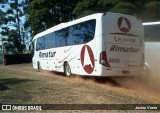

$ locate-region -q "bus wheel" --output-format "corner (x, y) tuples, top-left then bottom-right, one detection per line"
(37, 61), (42, 72)
(64, 62), (71, 77)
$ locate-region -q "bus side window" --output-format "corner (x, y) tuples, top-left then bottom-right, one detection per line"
(78, 19), (96, 44)
(60, 28), (69, 46)
(55, 31), (60, 47)
(36, 37), (43, 51)
(45, 33), (55, 49)
(42, 36), (45, 49)
(55, 27), (70, 47)
(70, 24), (79, 45)
(87, 20), (96, 40)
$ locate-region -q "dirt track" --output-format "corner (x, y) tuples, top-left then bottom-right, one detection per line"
(0, 63), (160, 113)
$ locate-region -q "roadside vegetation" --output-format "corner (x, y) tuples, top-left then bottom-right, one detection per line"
(0, 0), (160, 54)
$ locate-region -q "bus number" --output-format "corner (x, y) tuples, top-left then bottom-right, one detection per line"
(108, 58), (120, 63)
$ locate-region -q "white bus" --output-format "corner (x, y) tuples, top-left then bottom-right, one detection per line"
(143, 21), (160, 76)
(30, 12), (144, 77)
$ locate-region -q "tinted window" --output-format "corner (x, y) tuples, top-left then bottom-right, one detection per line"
(45, 33), (55, 49)
(36, 36), (44, 51)
(36, 19), (96, 51)
(55, 28), (69, 47)
(69, 24), (79, 45)
(79, 20), (96, 44)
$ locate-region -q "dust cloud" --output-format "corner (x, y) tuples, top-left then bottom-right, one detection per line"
(113, 74), (160, 99)
(71, 72), (160, 101)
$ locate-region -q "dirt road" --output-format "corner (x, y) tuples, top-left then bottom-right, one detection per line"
(0, 64), (160, 111)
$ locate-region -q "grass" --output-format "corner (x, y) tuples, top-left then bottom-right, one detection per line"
(0, 64), (159, 105)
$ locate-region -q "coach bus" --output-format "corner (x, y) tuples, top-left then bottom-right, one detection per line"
(29, 12), (144, 77)
(143, 21), (160, 76)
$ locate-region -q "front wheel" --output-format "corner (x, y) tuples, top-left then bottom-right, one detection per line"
(37, 61), (42, 72)
(64, 62), (71, 77)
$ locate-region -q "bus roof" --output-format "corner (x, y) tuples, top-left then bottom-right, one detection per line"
(143, 21), (160, 25)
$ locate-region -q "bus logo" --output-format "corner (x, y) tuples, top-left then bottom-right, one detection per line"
(80, 45), (95, 74)
(118, 17), (131, 33)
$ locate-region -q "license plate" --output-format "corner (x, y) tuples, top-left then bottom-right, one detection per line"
(122, 70), (130, 74)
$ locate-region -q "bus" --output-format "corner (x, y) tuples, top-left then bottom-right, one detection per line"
(143, 21), (160, 76)
(29, 12), (144, 77)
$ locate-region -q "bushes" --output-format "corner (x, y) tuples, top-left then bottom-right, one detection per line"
(4, 54), (32, 65)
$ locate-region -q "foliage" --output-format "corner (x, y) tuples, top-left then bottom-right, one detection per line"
(0, 0), (29, 54)
(142, 2), (160, 21)
(74, 0), (160, 22)
(4, 30), (26, 54)
(1, 0), (160, 49)
(28, 0), (81, 36)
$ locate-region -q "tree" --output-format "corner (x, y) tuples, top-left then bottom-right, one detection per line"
(74, 0), (160, 22)
(142, 1), (160, 22)
(75, 0), (119, 18)
(28, 0), (81, 37)
(0, 0), (8, 26)
(0, 0), (29, 54)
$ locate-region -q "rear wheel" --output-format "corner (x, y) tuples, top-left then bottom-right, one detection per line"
(64, 62), (71, 77)
(144, 63), (151, 76)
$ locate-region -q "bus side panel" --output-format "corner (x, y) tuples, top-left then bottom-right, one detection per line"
(73, 16), (103, 76)
(93, 17), (103, 76)
(68, 16), (103, 76)
(71, 40), (99, 76)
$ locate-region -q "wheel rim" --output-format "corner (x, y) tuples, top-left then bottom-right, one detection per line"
(65, 63), (71, 76)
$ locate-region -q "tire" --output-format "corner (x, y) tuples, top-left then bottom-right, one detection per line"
(37, 61), (42, 72)
(64, 62), (71, 77)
